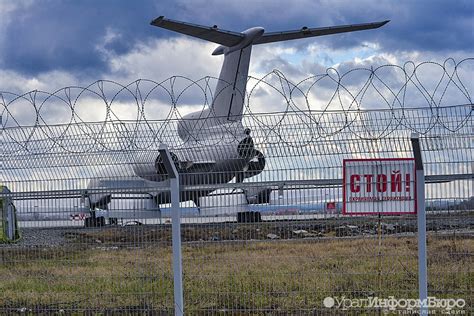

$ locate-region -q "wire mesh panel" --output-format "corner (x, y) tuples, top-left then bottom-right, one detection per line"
(1, 61), (473, 314)
(0, 189), (176, 314)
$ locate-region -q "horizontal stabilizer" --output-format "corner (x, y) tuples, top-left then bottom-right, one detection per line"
(150, 16), (244, 47)
(253, 20), (389, 44)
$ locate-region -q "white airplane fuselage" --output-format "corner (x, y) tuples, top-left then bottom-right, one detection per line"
(86, 16), (389, 210)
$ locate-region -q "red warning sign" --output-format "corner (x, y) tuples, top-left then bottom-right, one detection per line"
(343, 158), (416, 215)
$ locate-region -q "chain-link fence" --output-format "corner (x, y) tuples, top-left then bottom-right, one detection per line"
(1, 62), (472, 314)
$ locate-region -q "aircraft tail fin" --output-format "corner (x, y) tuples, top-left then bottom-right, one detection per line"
(151, 17), (389, 123)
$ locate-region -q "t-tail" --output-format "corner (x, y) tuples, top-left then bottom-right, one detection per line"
(150, 16), (389, 126)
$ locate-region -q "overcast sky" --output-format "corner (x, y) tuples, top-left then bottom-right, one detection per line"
(0, 0), (473, 122)
(0, 0), (472, 83)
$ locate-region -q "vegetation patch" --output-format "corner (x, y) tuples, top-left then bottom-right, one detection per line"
(0, 235), (472, 313)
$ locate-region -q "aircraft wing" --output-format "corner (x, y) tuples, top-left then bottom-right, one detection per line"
(253, 20), (389, 45)
(150, 16), (244, 47)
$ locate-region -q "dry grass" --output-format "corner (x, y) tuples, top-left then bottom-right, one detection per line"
(0, 236), (472, 313)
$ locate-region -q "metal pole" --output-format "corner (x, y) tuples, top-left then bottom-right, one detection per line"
(7, 202), (14, 240)
(158, 145), (184, 316)
(2, 186), (14, 241)
(411, 133), (428, 315)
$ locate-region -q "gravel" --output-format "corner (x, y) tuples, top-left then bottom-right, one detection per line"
(1, 214), (473, 249)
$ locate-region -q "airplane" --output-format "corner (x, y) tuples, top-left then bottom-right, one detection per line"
(84, 16), (390, 227)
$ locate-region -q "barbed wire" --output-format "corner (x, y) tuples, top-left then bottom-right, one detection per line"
(1, 58), (472, 155)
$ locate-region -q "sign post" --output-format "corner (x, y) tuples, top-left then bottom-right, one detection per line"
(159, 145), (184, 316)
(411, 134), (428, 315)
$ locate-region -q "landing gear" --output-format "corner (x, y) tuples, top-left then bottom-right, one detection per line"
(237, 211), (262, 223)
(192, 198), (201, 215)
(84, 211), (105, 228)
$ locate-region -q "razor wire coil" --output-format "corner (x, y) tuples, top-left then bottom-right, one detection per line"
(1, 58), (472, 155)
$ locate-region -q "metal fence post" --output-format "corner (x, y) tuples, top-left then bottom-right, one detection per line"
(411, 133), (428, 315)
(158, 145), (184, 316)
(6, 201), (14, 240)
